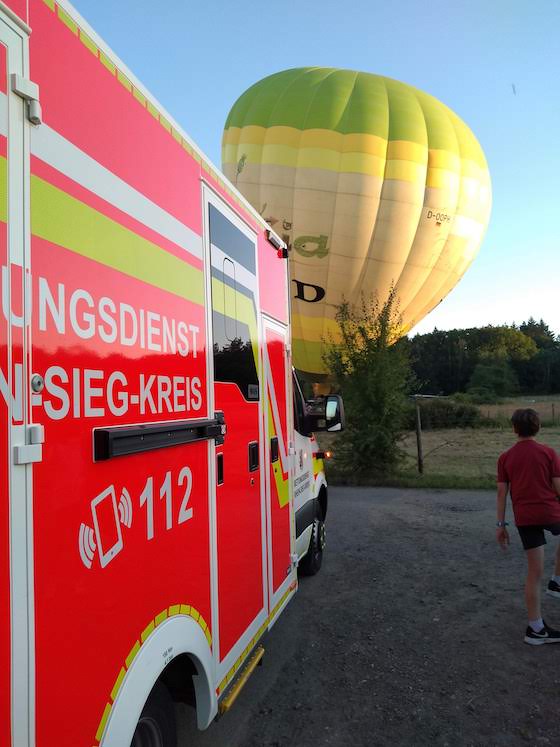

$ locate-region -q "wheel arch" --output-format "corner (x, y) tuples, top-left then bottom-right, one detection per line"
(100, 614), (217, 746)
(316, 479), (328, 520)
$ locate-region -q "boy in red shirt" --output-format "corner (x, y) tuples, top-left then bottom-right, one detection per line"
(496, 408), (560, 644)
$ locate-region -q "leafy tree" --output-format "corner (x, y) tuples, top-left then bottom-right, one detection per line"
(520, 318), (557, 350)
(410, 329), (472, 394)
(410, 325), (537, 395)
(468, 326), (537, 361)
(323, 290), (414, 477)
(513, 347), (560, 394)
(467, 357), (520, 400)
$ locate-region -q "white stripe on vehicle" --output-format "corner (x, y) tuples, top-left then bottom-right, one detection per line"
(0, 94), (203, 260)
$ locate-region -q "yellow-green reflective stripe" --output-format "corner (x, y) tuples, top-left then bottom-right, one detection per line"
(79, 30), (98, 57)
(95, 703), (112, 742)
(125, 640), (141, 669)
(57, 6), (78, 34)
(31, 176), (204, 305)
(268, 405), (289, 507)
(110, 667), (126, 702)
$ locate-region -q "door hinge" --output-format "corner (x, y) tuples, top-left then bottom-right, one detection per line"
(11, 74), (42, 125)
(13, 424), (45, 465)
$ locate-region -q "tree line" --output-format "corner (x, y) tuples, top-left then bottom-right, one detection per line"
(407, 318), (560, 399)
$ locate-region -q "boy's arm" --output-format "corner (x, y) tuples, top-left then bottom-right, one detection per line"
(496, 481), (510, 549)
(553, 476), (560, 495)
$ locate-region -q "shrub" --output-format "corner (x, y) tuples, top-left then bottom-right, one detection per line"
(467, 359), (519, 399)
(323, 290), (414, 477)
(404, 398), (482, 430)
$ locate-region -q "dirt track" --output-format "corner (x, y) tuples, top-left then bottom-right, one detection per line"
(179, 487), (560, 746)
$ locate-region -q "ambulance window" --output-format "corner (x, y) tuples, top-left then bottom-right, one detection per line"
(222, 257), (237, 341)
(292, 370), (306, 432)
(213, 313), (259, 400)
(209, 204), (255, 273)
(209, 205), (259, 402)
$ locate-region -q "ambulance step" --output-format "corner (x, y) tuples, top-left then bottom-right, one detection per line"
(218, 646), (265, 715)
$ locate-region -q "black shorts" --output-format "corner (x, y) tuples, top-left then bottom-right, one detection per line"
(517, 523), (560, 550)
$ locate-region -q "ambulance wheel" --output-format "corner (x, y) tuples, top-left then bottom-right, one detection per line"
(299, 514), (325, 576)
(131, 681), (177, 747)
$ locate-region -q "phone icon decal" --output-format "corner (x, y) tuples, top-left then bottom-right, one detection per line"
(79, 485), (132, 569)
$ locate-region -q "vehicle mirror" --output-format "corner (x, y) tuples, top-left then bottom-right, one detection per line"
(326, 395), (344, 432)
(303, 395), (345, 433)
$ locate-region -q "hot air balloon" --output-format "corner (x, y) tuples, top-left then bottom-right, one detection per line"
(222, 68), (491, 379)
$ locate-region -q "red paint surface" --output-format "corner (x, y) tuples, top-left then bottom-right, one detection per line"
(266, 327), (292, 593)
(30, 1), (202, 235)
(31, 240), (211, 746)
(215, 382), (264, 659)
(258, 235), (288, 324)
(4, 0), (26, 25)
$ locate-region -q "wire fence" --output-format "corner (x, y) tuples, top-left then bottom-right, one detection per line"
(476, 398), (560, 427)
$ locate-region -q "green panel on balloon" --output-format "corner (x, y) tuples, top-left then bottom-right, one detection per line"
(223, 67), (492, 379)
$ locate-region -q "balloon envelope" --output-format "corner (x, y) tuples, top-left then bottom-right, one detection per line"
(222, 68), (491, 379)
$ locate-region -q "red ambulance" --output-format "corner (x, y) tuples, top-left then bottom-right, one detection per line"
(0, 1), (344, 745)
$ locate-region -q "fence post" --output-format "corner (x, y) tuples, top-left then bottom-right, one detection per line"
(415, 398), (424, 474)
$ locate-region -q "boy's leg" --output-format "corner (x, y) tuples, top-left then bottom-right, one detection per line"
(544, 529), (560, 598)
(525, 546), (544, 621)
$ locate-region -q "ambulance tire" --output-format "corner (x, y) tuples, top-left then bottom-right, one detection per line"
(131, 680), (177, 747)
(299, 513), (325, 576)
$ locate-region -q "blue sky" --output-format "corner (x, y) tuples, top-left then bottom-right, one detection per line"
(72, 0), (560, 337)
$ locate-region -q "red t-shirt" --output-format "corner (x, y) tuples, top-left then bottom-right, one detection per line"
(497, 440), (560, 526)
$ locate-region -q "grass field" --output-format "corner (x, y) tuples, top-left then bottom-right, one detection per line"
(321, 395), (560, 488)
(397, 426), (560, 488)
(476, 395), (560, 424)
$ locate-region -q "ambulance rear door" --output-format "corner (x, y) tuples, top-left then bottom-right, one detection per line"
(0, 14), (30, 747)
(204, 186), (268, 686)
(262, 317), (296, 619)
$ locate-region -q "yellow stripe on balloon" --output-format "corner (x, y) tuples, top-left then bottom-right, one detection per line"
(386, 140), (427, 164)
(292, 313), (340, 341)
(343, 133), (388, 157)
(428, 148), (461, 171)
(384, 159), (426, 183)
(221, 143), (237, 164)
(224, 125), (389, 157)
(339, 152), (386, 177)
(426, 168), (461, 190)
(225, 128), (486, 190)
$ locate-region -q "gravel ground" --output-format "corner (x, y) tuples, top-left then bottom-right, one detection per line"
(179, 486), (560, 746)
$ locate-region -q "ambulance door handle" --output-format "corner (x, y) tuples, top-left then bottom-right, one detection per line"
(13, 423), (45, 465)
(216, 453), (224, 485)
(248, 441), (259, 473)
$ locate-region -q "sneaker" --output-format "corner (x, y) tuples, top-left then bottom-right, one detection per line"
(524, 621), (560, 645)
(546, 580), (560, 599)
